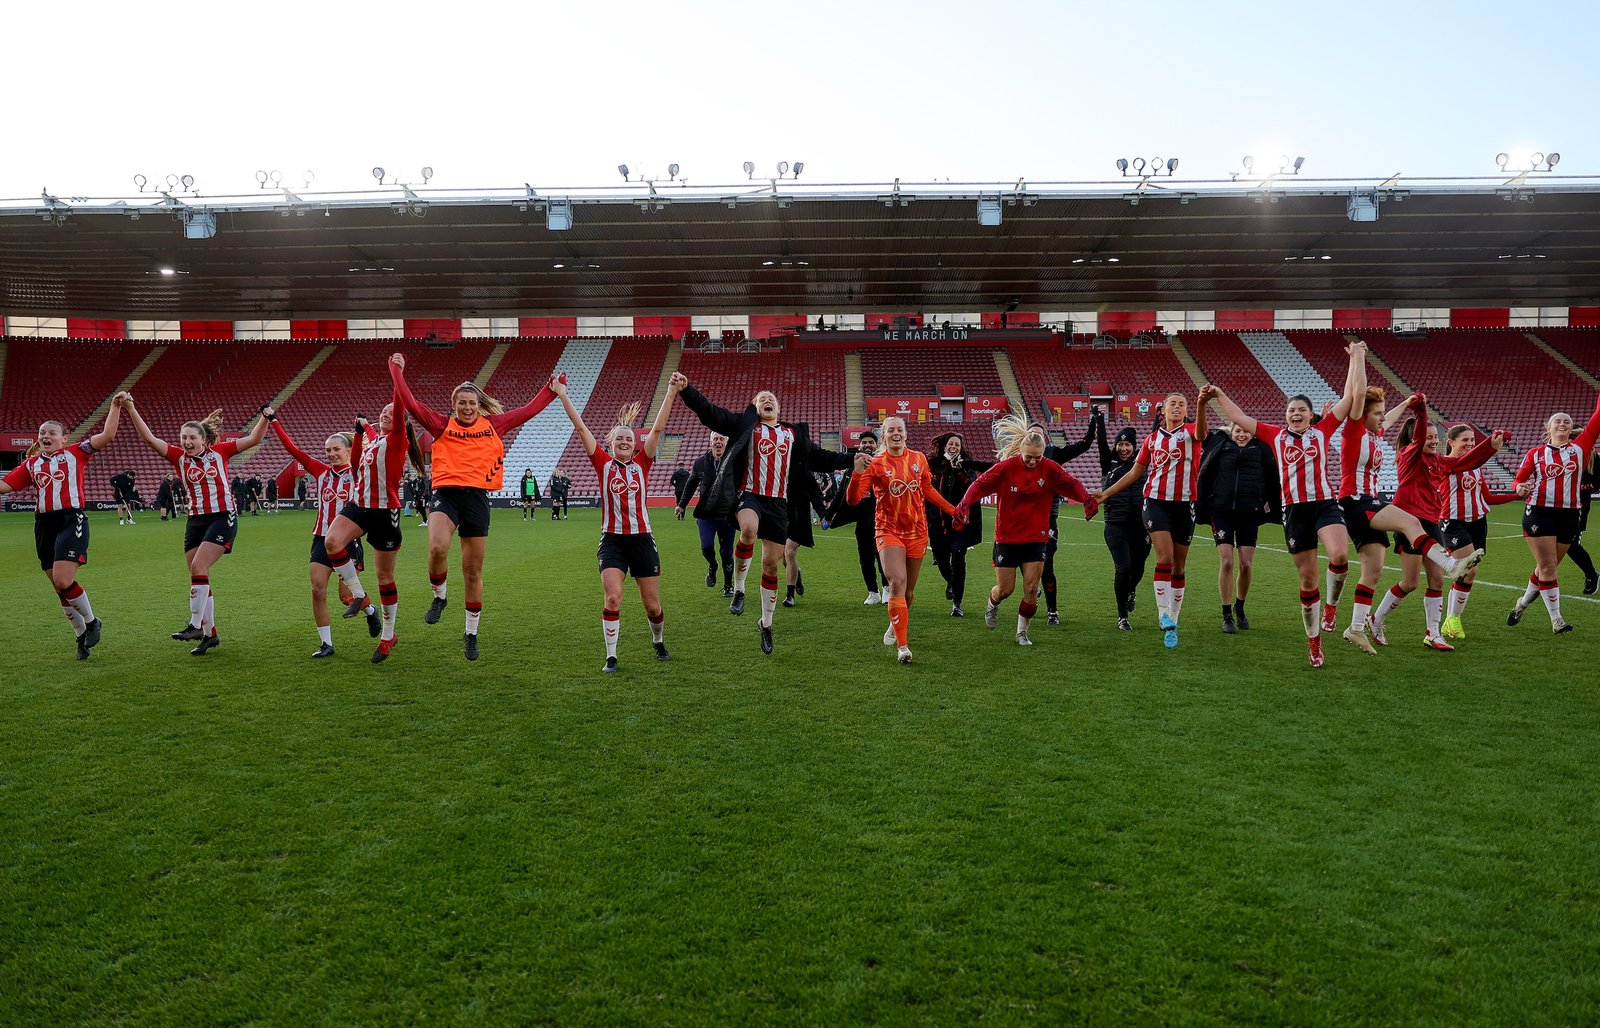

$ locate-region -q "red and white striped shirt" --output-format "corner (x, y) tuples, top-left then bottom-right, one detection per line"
(353, 424), (407, 509)
(311, 467), (355, 536)
(1440, 469), (1522, 522)
(1137, 423), (1199, 502)
(1256, 414), (1340, 506)
(1516, 443), (1590, 509)
(1340, 418), (1385, 498)
(166, 441), (239, 516)
(592, 448), (653, 534)
(743, 423), (794, 499)
(4, 440), (97, 512)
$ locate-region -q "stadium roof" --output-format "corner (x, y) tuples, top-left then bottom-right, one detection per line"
(2, 177), (1598, 319)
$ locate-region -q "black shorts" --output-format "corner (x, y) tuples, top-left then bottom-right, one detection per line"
(736, 493), (789, 545)
(338, 503), (404, 552)
(1341, 496), (1390, 550)
(598, 532), (661, 578)
(1439, 518), (1488, 554)
(1282, 499), (1345, 554)
(1143, 498), (1196, 546)
(35, 508), (89, 571)
(992, 542), (1048, 568)
(113, 487), (136, 504)
(1524, 506), (1581, 545)
(1211, 508), (1262, 549)
(431, 486), (492, 538)
(1394, 518), (1445, 555)
(184, 512), (237, 554)
(310, 535), (365, 570)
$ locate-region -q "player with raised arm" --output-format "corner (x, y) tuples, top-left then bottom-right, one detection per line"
(1094, 391), (1207, 650)
(1506, 390), (1600, 632)
(1207, 342), (1364, 667)
(670, 371), (852, 655)
(551, 373), (681, 672)
(389, 353), (558, 661)
(267, 411), (378, 657)
(954, 417), (1099, 647)
(1367, 397), (1501, 648)
(846, 416), (960, 663)
(0, 398), (124, 659)
(121, 397), (270, 655)
(1438, 424), (1531, 639)
(676, 433), (736, 596)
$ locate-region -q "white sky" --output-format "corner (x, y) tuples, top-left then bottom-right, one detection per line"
(6, 0), (1598, 199)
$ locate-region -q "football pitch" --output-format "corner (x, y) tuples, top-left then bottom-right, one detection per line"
(3, 507), (1598, 1025)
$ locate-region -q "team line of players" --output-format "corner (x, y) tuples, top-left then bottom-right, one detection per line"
(6, 342), (1598, 668)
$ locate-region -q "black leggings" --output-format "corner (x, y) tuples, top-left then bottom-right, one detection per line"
(930, 530), (972, 607)
(855, 521), (885, 593)
(1042, 519), (1060, 613)
(1570, 497), (1597, 579)
(1104, 519), (1152, 618)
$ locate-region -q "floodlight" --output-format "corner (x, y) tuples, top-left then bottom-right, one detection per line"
(668, 163), (680, 178)
(547, 200), (573, 231)
(1116, 158), (1129, 174)
(180, 174), (194, 190)
(1548, 152), (1561, 168)
(1495, 153), (1509, 169)
(421, 166), (433, 183)
(1530, 152), (1545, 168)
(792, 161), (804, 177)
(618, 164), (629, 180)
(1166, 158), (1179, 173)
(1292, 156), (1305, 173)
(134, 174), (147, 191)
(1132, 157), (1146, 174)
(743, 161), (755, 178)
(373, 167), (385, 181)
(1242, 156), (1255, 172)
(778, 161), (790, 176)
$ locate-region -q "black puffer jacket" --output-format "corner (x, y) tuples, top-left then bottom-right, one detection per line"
(1197, 429), (1281, 523)
(677, 449), (724, 519)
(680, 384), (852, 520)
(1096, 418), (1145, 525)
(928, 431), (993, 549)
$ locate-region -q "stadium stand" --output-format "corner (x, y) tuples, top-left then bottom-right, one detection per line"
(1177, 331), (1286, 422)
(550, 336), (671, 496)
(91, 341), (324, 501)
(480, 338), (567, 494)
(498, 338), (613, 497)
(1363, 328), (1596, 483)
(0, 338), (153, 438)
(1534, 328), (1600, 380)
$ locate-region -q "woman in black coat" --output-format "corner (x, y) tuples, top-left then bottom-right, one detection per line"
(1197, 420), (1280, 632)
(928, 430), (993, 617)
(1094, 410), (1150, 630)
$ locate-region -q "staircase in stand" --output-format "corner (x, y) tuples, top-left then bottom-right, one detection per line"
(70, 347), (166, 441)
(844, 353), (866, 424)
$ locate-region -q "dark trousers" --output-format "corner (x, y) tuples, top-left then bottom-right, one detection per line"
(698, 516), (736, 586)
(1042, 519), (1060, 613)
(1105, 519), (1151, 618)
(854, 521), (884, 593)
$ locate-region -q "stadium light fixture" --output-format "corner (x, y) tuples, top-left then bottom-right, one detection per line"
(1116, 158), (1129, 175)
(792, 161), (804, 178)
(976, 197), (1002, 227)
(778, 161), (790, 177)
(668, 163), (680, 180)
(546, 200), (573, 231)
(372, 167), (386, 183)
(421, 166), (434, 184)
(133, 173), (148, 191)
(743, 161), (755, 179)
(159, 266), (176, 276)
(618, 164), (630, 181)
(1119, 156), (1177, 177)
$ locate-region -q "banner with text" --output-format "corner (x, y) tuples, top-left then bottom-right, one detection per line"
(963, 395), (1011, 419)
(865, 396), (940, 423)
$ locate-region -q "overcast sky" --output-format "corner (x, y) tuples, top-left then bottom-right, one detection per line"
(6, 0), (1597, 199)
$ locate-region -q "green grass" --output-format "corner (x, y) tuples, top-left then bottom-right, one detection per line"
(2, 507), (1598, 1025)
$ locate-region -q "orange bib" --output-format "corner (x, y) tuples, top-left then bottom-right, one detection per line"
(431, 418), (504, 489)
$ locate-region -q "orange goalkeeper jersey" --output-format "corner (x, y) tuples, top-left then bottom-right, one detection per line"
(847, 448), (957, 542)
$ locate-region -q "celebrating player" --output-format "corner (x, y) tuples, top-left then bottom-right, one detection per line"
(1367, 397), (1499, 648)
(1095, 391), (1208, 650)
(1507, 391), (1600, 632)
(1438, 424), (1530, 639)
(955, 417), (1099, 646)
(268, 412), (378, 657)
(827, 429), (891, 607)
(846, 416), (960, 663)
(1031, 417), (1098, 625)
(1093, 411), (1150, 631)
(1206, 342), (1364, 666)
(389, 353), (558, 661)
(0, 401), (123, 659)
(551, 374), (680, 672)
(322, 387), (424, 664)
(677, 432), (736, 596)
(121, 397), (271, 655)
(672, 371), (852, 655)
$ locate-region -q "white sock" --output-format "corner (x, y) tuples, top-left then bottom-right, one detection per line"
(760, 581), (778, 628)
(1170, 584), (1185, 622)
(431, 578), (448, 601)
(1017, 612), (1032, 635)
(61, 600), (86, 635)
(362, 602), (376, 616)
(1422, 543), (1456, 575)
(189, 582), (211, 628)
(649, 614), (665, 643)
(735, 557), (752, 593)
(1301, 600), (1318, 638)
(602, 611), (619, 658)
(381, 603), (398, 641)
(317, 624), (333, 645)
(1325, 566), (1348, 606)
(1449, 584), (1471, 620)
(66, 588), (93, 621)
(1541, 581), (1562, 622)
(1423, 591), (1443, 635)
(332, 557), (366, 600)
(203, 594), (216, 635)
(465, 605), (481, 635)
(1153, 576), (1170, 616)
(1373, 585), (1406, 626)
(1517, 577), (1540, 610)
(1350, 598), (1372, 631)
